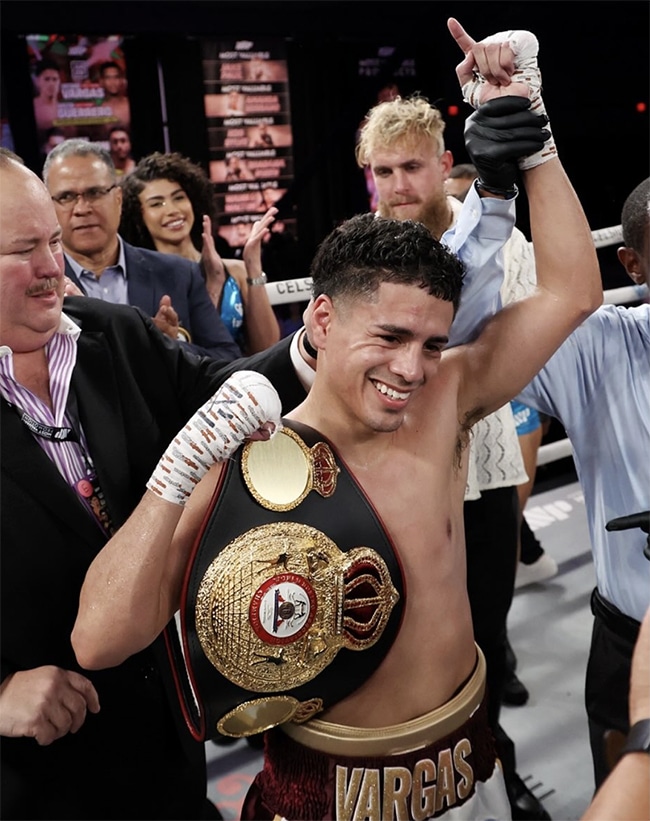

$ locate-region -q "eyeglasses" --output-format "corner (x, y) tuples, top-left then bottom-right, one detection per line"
(51, 184), (117, 209)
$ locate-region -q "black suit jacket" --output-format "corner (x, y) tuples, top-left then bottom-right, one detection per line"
(1, 304), (304, 819)
(64, 239), (242, 361)
(216, 332), (308, 415)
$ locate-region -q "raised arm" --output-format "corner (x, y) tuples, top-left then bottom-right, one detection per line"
(444, 20), (550, 346)
(183, 262), (243, 361)
(71, 371), (282, 670)
(241, 206), (282, 353)
(449, 22), (602, 423)
(199, 213), (227, 308)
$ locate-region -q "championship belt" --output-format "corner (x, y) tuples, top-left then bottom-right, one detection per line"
(165, 419), (404, 741)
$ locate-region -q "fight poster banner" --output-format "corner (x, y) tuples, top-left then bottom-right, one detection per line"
(201, 38), (296, 249)
(26, 34), (130, 157)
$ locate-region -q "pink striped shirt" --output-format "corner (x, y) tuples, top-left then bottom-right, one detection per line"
(0, 313), (90, 489)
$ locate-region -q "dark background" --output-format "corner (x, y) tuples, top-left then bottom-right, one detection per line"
(2, 0), (649, 282)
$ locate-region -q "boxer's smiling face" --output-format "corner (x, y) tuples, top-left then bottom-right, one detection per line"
(309, 282), (452, 436)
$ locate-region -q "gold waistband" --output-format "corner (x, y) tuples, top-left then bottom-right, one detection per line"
(281, 645), (486, 757)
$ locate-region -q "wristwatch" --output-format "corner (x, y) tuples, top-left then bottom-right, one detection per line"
(246, 272), (268, 287)
(620, 719), (650, 756)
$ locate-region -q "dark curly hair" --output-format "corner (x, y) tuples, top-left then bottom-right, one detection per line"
(309, 213), (465, 314)
(119, 152), (217, 251)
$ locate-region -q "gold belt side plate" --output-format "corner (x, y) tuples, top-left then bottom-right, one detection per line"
(241, 427), (339, 511)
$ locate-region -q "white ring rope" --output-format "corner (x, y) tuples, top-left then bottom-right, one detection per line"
(264, 277), (313, 306)
(263, 223), (647, 467)
(591, 224), (623, 248)
(536, 437), (574, 467)
(603, 284), (648, 305)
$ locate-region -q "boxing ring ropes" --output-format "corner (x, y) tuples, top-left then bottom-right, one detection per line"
(262, 222), (649, 471)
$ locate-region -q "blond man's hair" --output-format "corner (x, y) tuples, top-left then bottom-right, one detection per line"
(355, 95), (447, 168)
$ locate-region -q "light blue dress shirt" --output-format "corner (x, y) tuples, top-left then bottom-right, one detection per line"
(64, 238), (129, 305)
(519, 303), (650, 621)
(442, 183), (514, 348)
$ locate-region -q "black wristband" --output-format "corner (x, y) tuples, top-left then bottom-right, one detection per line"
(475, 179), (519, 200)
(620, 719), (650, 757)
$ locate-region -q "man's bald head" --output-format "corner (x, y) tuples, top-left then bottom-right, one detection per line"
(0, 148), (65, 352)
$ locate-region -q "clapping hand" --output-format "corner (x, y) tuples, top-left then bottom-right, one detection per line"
(153, 294), (182, 340)
(200, 214), (227, 306)
(243, 207), (278, 283)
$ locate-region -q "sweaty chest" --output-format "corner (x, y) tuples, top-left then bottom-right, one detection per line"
(350, 446), (464, 576)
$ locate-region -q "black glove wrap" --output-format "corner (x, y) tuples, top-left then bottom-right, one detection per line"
(464, 96), (550, 193)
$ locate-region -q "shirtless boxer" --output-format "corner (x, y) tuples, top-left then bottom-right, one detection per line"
(73, 19), (601, 820)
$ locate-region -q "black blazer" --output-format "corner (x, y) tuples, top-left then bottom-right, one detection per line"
(64, 239), (242, 362)
(216, 331), (308, 415)
(1, 303), (305, 819)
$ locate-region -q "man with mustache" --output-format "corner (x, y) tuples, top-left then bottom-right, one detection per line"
(0, 147), (230, 819)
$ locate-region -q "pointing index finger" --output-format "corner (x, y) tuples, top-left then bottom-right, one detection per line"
(447, 18), (476, 54)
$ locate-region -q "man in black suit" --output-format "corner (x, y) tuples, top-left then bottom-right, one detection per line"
(0, 147), (233, 819)
(42, 139), (241, 362)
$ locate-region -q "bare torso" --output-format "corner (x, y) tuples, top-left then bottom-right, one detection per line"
(179, 333), (479, 730)
(286, 362), (477, 727)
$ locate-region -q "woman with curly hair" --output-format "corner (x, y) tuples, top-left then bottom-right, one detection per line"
(119, 151), (280, 354)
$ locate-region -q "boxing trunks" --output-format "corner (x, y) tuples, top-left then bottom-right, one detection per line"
(165, 420), (405, 741)
(241, 647), (511, 821)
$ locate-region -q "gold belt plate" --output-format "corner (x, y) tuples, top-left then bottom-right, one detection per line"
(195, 521), (400, 693)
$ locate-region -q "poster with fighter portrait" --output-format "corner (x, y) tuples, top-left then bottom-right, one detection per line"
(26, 34), (131, 160)
(201, 38), (296, 250)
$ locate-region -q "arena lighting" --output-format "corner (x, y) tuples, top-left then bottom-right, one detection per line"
(447, 104), (459, 116)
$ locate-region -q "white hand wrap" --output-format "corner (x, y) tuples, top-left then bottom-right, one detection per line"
(147, 371), (283, 506)
(462, 29), (557, 169)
